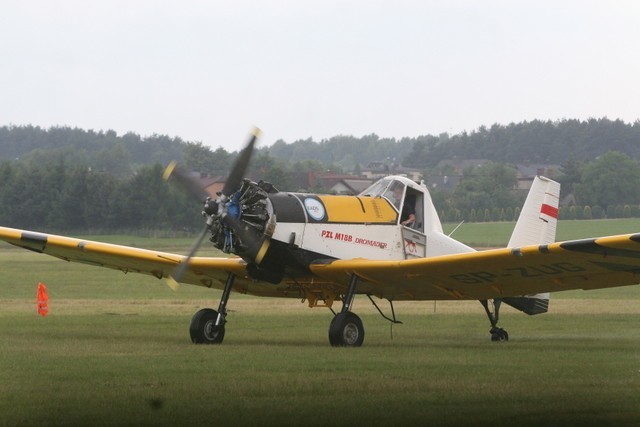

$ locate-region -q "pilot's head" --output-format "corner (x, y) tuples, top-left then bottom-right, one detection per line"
(392, 186), (404, 201)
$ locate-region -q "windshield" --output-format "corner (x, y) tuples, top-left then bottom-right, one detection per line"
(359, 178), (405, 211)
(359, 178), (393, 198)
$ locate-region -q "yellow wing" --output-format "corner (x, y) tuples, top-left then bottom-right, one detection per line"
(310, 233), (640, 301)
(0, 226), (326, 299)
(0, 226), (256, 290)
(4, 226), (640, 302)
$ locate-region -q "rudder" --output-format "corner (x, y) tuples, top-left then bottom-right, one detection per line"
(508, 176), (560, 248)
(504, 176), (561, 315)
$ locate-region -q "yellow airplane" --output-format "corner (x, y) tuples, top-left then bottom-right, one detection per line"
(2, 128), (640, 346)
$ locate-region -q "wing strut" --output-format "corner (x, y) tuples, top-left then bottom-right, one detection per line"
(366, 295), (402, 325)
(479, 299), (509, 342)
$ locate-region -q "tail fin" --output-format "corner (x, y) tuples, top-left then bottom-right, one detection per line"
(504, 176), (560, 315)
(508, 176), (560, 248)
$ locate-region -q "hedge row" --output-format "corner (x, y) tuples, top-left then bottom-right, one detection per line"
(439, 205), (640, 223)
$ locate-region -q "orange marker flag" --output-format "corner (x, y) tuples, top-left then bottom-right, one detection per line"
(36, 282), (49, 317)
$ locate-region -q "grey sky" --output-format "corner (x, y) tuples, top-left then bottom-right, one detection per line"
(1, 0), (639, 151)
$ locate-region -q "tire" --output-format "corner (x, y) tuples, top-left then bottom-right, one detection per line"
(190, 308), (225, 344)
(490, 327), (509, 342)
(328, 312), (365, 347)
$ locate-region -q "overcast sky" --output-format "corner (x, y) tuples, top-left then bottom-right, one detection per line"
(1, 1), (639, 151)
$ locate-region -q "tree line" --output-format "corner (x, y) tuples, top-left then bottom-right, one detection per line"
(431, 152), (640, 220)
(402, 118), (640, 168)
(0, 161), (201, 232)
(6, 118), (640, 176)
(1, 118), (640, 231)
(2, 151), (639, 232)
(0, 125), (185, 171)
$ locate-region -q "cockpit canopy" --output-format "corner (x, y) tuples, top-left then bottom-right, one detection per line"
(359, 178), (407, 211)
(359, 176), (439, 233)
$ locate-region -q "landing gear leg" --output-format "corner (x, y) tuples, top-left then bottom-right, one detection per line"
(190, 273), (235, 344)
(480, 299), (509, 342)
(328, 274), (365, 347)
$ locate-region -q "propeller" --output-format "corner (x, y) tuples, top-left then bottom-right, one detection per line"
(221, 127), (260, 197)
(163, 127), (263, 289)
(162, 161), (211, 203)
(165, 221), (211, 290)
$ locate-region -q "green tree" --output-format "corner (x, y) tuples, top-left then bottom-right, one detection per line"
(0, 161), (17, 225)
(47, 165), (91, 229)
(468, 208), (477, 222)
(264, 165), (294, 191)
(592, 205), (603, 219)
(183, 143), (230, 175)
(557, 158), (583, 195)
(505, 206), (514, 221)
(575, 152), (640, 208)
(452, 162), (518, 212)
(615, 205), (624, 218)
(94, 143), (132, 175)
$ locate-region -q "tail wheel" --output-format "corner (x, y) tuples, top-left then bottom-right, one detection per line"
(190, 308), (225, 344)
(490, 327), (509, 342)
(329, 312), (365, 347)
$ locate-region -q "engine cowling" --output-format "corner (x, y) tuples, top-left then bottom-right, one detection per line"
(209, 179), (277, 259)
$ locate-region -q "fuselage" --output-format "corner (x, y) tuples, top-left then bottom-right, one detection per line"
(236, 176), (475, 282)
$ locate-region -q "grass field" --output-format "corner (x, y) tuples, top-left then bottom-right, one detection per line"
(443, 217), (640, 247)
(1, 221), (640, 426)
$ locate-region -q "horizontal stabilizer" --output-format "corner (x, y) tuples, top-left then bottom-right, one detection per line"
(502, 293), (549, 315)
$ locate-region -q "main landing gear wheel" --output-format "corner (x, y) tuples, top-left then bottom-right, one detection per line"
(329, 312), (365, 347)
(490, 327), (509, 342)
(190, 308), (225, 344)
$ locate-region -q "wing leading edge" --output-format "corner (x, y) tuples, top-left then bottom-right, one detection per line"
(0, 226), (251, 291)
(4, 226), (640, 303)
(310, 233), (640, 301)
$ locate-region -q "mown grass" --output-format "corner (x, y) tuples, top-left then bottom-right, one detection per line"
(1, 303), (639, 426)
(1, 222), (640, 426)
(443, 217), (640, 247)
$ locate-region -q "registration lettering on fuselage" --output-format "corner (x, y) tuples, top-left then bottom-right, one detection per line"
(320, 229), (388, 250)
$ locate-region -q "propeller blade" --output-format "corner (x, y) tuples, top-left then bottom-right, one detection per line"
(222, 214), (271, 265)
(166, 223), (210, 289)
(163, 161), (210, 202)
(165, 276), (181, 292)
(222, 213), (259, 255)
(222, 127), (261, 197)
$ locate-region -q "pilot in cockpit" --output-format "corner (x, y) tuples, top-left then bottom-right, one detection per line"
(391, 184), (416, 227)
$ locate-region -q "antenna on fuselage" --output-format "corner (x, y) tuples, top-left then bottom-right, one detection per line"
(447, 220), (465, 237)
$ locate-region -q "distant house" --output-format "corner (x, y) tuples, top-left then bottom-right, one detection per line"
(328, 178), (374, 195)
(425, 159), (490, 193)
(427, 159), (560, 192)
(515, 163), (560, 190)
(314, 173), (373, 195)
(199, 174), (226, 197)
(434, 159), (490, 174)
(423, 174), (462, 192)
(361, 161), (392, 179)
(361, 161), (422, 181)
